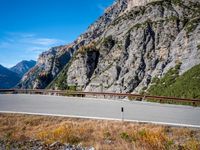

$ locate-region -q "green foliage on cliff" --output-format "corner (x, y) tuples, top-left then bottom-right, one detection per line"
(77, 42), (98, 55)
(185, 18), (200, 34)
(197, 45), (200, 50)
(171, 0), (182, 5)
(102, 35), (115, 49)
(148, 64), (200, 99)
(48, 57), (73, 90)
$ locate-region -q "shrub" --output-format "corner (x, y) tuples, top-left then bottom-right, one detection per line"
(78, 42), (98, 54)
(138, 129), (147, 138)
(183, 139), (200, 150)
(148, 64), (200, 105)
(37, 125), (83, 144)
(120, 132), (131, 142)
(37, 72), (52, 87)
(197, 45), (200, 50)
(185, 18), (200, 34)
(103, 131), (111, 140)
(135, 129), (170, 149)
(171, 0), (182, 5)
(102, 35), (115, 49)
(148, 63), (181, 96)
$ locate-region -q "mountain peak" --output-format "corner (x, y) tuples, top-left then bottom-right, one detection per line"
(10, 60), (36, 77)
(0, 64), (21, 89)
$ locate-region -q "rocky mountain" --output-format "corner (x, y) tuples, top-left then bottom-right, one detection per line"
(17, 0), (127, 89)
(17, 46), (74, 89)
(18, 0), (200, 98)
(10, 60), (36, 77)
(0, 65), (21, 89)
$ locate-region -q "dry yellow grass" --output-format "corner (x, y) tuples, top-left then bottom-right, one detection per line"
(0, 113), (200, 150)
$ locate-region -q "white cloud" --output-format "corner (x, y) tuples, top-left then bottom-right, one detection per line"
(0, 32), (64, 49)
(27, 38), (63, 46)
(0, 32), (65, 66)
(27, 46), (46, 52)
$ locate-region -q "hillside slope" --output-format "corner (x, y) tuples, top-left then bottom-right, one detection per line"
(17, 46), (74, 89)
(148, 64), (200, 99)
(0, 65), (20, 89)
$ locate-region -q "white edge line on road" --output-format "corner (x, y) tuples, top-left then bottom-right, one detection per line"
(0, 111), (200, 128)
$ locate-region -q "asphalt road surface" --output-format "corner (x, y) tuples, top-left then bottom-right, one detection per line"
(0, 94), (200, 128)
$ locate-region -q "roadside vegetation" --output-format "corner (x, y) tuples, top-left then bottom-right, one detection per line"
(0, 114), (200, 150)
(146, 64), (200, 106)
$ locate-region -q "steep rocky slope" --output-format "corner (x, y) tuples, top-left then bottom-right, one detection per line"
(19, 0), (200, 98)
(17, 45), (74, 89)
(0, 65), (21, 89)
(17, 0), (128, 89)
(10, 60), (36, 77)
(51, 0), (200, 94)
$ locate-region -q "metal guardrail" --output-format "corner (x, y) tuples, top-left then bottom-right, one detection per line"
(0, 89), (200, 105)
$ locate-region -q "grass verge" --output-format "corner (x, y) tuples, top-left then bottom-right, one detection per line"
(0, 114), (200, 149)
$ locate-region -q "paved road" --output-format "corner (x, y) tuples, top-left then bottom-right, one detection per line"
(0, 94), (200, 127)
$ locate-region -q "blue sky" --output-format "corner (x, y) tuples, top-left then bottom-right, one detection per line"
(0, 0), (114, 68)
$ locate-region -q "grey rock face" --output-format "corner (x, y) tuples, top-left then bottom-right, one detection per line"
(52, 0), (200, 94)
(67, 51), (100, 87)
(17, 45), (74, 89)
(127, 0), (159, 8)
(17, 0), (127, 89)
(20, 0), (200, 94)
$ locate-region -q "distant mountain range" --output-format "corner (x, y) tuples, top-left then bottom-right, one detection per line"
(0, 60), (36, 89)
(0, 65), (21, 89)
(10, 60), (36, 78)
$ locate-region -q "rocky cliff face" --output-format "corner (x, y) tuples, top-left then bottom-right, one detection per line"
(51, 0), (200, 93)
(127, 0), (158, 9)
(17, 45), (74, 89)
(17, 0), (128, 89)
(19, 0), (200, 95)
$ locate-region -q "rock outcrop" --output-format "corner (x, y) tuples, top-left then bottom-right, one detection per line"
(52, 0), (200, 93)
(127, 0), (158, 9)
(17, 0), (128, 89)
(19, 0), (200, 96)
(17, 45), (74, 89)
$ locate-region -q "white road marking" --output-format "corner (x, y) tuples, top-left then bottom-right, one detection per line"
(0, 110), (200, 128)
